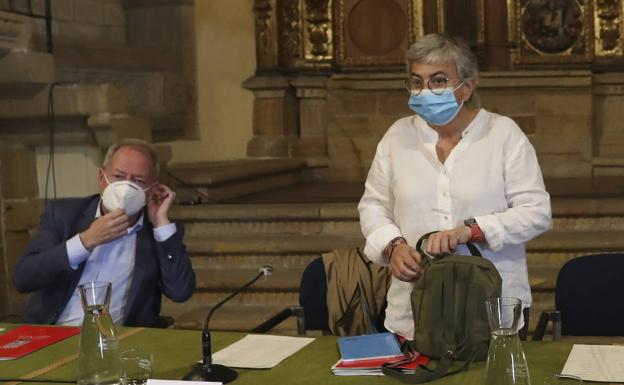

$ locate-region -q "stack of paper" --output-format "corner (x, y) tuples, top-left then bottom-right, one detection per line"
(561, 344), (624, 382)
(337, 332), (404, 362)
(212, 334), (315, 369)
(331, 354), (430, 376)
(332, 332), (429, 376)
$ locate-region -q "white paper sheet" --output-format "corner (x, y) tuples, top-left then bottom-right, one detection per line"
(212, 334), (315, 369)
(148, 379), (221, 385)
(561, 344), (624, 382)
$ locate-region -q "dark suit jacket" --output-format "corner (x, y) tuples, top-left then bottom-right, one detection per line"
(13, 195), (196, 327)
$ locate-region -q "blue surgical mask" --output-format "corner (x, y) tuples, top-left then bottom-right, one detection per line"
(408, 83), (464, 126)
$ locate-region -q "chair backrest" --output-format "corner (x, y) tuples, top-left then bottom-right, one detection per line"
(556, 253), (624, 336)
(298, 257), (330, 332)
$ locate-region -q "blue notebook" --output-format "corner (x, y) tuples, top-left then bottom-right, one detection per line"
(337, 332), (403, 362)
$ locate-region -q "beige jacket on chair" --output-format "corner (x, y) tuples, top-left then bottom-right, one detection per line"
(323, 248), (391, 336)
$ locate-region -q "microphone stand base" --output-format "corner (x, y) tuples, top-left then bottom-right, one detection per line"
(182, 363), (238, 383)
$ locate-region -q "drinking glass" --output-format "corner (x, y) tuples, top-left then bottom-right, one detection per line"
(121, 348), (153, 385)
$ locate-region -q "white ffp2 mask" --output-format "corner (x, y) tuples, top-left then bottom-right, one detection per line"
(101, 175), (148, 216)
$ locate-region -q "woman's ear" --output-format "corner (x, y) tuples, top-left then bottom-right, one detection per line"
(462, 79), (477, 102)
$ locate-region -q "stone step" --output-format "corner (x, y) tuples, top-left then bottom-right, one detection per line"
(545, 176), (624, 198)
(170, 249), (617, 333)
(168, 159), (310, 203)
(187, 250), (616, 292)
(164, 278), (561, 334)
(173, 199), (624, 238)
(185, 235), (363, 255)
(529, 231), (624, 252)
(166, 303), (301, 334)
(182, 216), (624, 237)
(172, 198), (624, 221)
(162, 292), (299, 332)
(185, 231), (624, 256)
(193, 258), (315, 291)
(167, 294), (555, 334)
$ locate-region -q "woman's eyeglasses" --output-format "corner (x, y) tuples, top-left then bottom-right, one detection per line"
(405, 75), (452, 96)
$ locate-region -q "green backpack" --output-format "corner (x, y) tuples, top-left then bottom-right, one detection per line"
(382, 232), (502, 383)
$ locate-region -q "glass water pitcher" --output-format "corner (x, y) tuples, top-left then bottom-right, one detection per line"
(77, 281), (123, 385)
(484, 297), (531, 385)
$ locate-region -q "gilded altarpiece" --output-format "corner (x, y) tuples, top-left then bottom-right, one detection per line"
(247, 0), (624, 179)
(509, 0), (624, 65)
(334, 0), (421, 67)
(594, 0), (624, 60)
(509, 0), (593, 65)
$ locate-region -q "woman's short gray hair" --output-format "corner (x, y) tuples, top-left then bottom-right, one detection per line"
(406, 33), (478, 82)
(102, 138), (160, 178)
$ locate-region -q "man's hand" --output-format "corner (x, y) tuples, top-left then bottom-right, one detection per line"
(425, 226), (472, 256)
(79, 208), (129, 251)
(147, 184), (176, 227)
(389, 244), (423, 282)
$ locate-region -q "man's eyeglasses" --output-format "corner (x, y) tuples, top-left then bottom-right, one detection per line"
(405, 75), (455, 96)
(103, 171), (153, 191)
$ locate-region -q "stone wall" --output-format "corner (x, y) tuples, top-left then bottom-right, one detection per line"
(165, 0), (255, 163)
(0, 147), (42, 317)
(266, 70), (620, 181)
(0, 0), (126, 49)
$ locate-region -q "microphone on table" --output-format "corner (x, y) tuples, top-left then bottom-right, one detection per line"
(183, 265), (274, 383)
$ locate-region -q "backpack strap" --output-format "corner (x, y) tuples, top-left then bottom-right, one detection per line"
(415, 232), (482, 259)
(381, 348), (478, 383)
(381, 342), (485, 384)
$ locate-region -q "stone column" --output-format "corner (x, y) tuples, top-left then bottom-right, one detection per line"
(290, 76), (329, 160)
(0, 146), (42, 318)
(244, 75), (297, 157)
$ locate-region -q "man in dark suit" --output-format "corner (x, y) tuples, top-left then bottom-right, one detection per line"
(13, 139), (196, 327)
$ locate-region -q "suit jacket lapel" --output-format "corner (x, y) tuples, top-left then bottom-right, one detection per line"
(125, 213), (153, 321)
(76, 197), (100, 234)
(56, 196), (100, 322)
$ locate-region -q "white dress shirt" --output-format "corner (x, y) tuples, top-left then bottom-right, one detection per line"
(358, 109), (552, 338)
(57, 202), (176, 326)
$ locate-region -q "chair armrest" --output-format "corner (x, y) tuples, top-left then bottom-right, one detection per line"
(150, 315), (175, 329)
(532, 309), (561, 341)
(251, 306), (306, 334)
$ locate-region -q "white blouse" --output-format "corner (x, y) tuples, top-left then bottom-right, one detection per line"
(358, 109), (552, 338)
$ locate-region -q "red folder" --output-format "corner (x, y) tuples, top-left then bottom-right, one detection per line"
(334, 353), (430, 370)
(0, 325), (80, 360)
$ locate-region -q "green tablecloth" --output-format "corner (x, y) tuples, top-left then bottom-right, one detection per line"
(0, 324), (600, 385)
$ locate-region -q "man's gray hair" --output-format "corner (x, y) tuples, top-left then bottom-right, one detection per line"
(406, 33), (479, 82)
(102, 138), (160, 178)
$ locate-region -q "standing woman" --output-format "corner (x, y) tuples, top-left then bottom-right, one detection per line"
(358, 33), (551, 339)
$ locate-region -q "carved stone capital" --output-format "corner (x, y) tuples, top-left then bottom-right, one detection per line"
(291, 76), (329, 98)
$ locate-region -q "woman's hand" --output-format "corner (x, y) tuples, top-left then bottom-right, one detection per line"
(425, 226), (472, 256)
(389, 244), (423, 282)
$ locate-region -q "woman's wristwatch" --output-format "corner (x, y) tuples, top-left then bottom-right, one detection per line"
(464, 218), (485, 243)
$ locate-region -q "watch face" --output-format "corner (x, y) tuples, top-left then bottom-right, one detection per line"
(465, 218), (477, 226)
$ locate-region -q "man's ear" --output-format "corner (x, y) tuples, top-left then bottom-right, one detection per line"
(97, 168), (107, 192)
